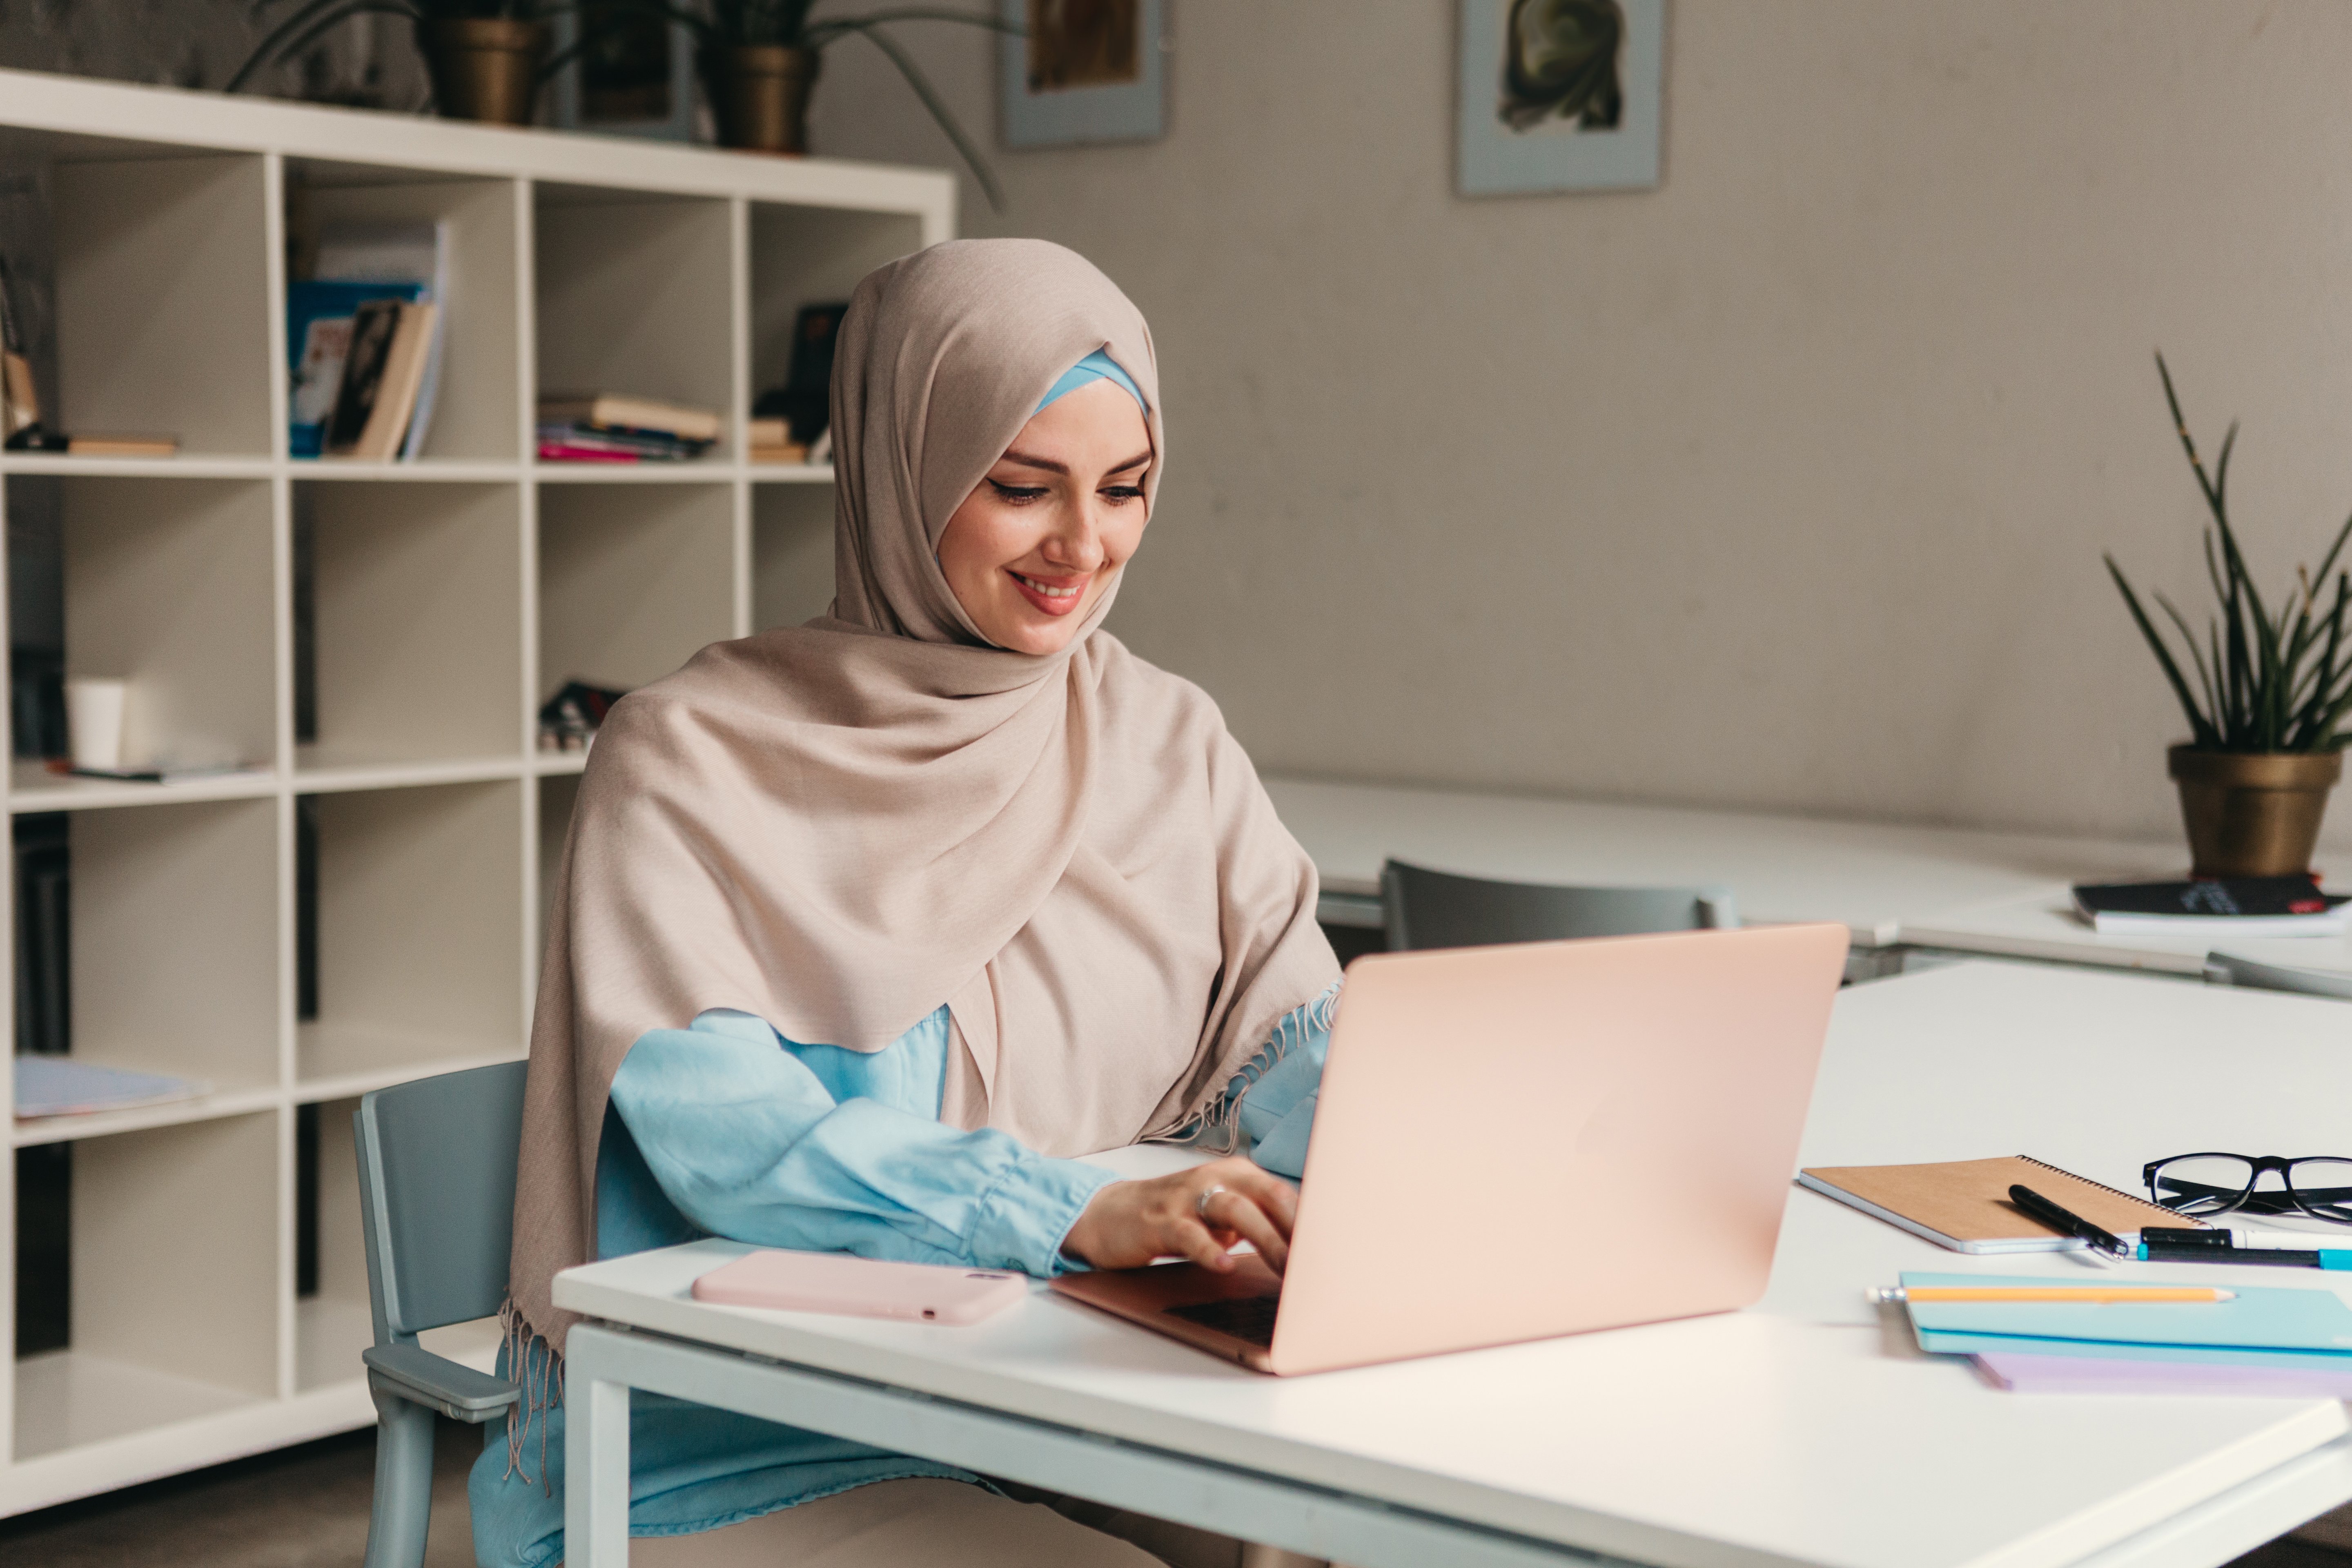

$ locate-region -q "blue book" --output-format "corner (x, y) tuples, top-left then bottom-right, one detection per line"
(1902, 1272), (2352, 1365)
(287, 279), (426, 457)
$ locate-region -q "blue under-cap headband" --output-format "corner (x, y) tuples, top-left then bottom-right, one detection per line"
(1035, 349), (1147, 415)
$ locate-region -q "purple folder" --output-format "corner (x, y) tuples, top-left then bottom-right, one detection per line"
(1975, 1353), (2352, 1398)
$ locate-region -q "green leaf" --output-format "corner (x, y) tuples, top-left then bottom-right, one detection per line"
(2154, 590), (2220, 727)
(2109, 557), (2221, 746)
(231, 0), (423, 91)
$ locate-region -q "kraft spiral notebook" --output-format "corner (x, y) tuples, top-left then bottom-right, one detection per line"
(1797, 1155), (2205, 1253)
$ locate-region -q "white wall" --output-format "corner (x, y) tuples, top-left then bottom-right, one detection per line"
(811, 1), (2352, 853)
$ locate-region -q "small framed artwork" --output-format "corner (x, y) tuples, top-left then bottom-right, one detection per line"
(1458, 0), (1665, 197)
(1000, 0), (1167, 149)
(552, 5), (698, 143)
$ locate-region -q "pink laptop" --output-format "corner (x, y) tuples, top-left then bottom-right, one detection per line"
(1052, 922), (1850, 1375)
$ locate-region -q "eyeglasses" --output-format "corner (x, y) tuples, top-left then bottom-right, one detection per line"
(2143, 1153), (2352, 1224)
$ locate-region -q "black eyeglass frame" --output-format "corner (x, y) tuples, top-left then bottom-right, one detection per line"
(2142, 1152), (2352, 1224)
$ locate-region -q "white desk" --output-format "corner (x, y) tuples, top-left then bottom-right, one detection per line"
(1904, 889), (2352, 980)
(557, 964), (2352, 1568)
(1267, 775), (2352, 985)
(1263, 775), (2180, 946)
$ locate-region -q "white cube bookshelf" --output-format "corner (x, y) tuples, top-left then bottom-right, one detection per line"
(0, 68), (951, 1516)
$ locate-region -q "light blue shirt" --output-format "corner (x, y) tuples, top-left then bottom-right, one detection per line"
(469, 998), (1330, 1568)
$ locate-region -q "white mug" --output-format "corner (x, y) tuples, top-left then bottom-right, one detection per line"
(65, 677), (129, 772)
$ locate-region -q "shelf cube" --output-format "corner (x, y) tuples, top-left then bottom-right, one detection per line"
(537, 481), (734, 698)
(285, 162), (526, 464)
(298, 480), (523, 772)
(51, 151), (276, 457)
(536, 188), (732, 459)
(297, 780), (524, 1089)
(5, 475), (278, 782)
(13, 1112), (279, 1460)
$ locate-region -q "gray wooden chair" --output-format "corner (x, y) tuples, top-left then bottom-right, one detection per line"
(356, 1059), (529, 1568)
(1380, 858), (1738, 951)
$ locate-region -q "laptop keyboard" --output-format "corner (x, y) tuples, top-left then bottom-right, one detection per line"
(1167, 1293), (1281, 1347)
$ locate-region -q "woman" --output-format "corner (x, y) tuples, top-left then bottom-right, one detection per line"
(479, 238), (1341, 1567)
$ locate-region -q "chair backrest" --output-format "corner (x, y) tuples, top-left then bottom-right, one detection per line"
(355, 1059), (528, 1346)
(1381, 859), (1738, 951)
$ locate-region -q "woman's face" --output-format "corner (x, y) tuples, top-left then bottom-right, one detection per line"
(936, 377), (1152, 655)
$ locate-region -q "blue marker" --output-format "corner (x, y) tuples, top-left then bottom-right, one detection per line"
(2139, 1226), (2352, 1270)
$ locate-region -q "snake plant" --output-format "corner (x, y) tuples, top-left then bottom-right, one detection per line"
(2107, 354), (2352, 754)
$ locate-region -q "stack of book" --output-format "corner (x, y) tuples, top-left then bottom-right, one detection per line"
(748, 416), (812, 464)
(287, 221), (449, 461)
(751, 301), (846, 464)
(1896, 1271), (2352, 1396)
(539, 394), (719, 462)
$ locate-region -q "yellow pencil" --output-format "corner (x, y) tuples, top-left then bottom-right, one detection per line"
(1868, 1285), (2234, 1304)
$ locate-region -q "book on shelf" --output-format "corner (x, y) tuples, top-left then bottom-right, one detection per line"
(287, 278), (430, 458)
(313, 222), (450, 461)
(2072, 875), (2351, 937)
(538, 392), (722, 445)
(748, 416), (808, 464)
(64, 434), (176, 457)
(13, 1056), (209, 1119)
(325, 299), (438, 461)
(753, 301), (848, 448)
(535, 421), (711, 462)
(0, 253), (37, 441)
(13, 812), (67, 1058)
(54, 758), (267, 784)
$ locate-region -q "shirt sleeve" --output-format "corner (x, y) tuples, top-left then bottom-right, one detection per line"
(1224, 982), (1339, 1179)
(608, 1013), (1117, 1277)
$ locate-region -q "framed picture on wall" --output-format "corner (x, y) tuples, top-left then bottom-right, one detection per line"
(552, 6), (698, 142)
(1458, 0), (1665, 196)
(1000, 0), (1167, 148)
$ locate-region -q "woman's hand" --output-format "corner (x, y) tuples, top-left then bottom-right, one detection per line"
(1061, 1157), (1298, 1274)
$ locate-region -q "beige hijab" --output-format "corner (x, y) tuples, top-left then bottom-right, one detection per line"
(509, 239), (1339, 1351)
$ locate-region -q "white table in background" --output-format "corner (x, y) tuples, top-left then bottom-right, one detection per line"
(1904, 888), (2352, 981)
(1261, 775), (2179, 945)
(557, 963), (2352, 1568)
(1265, 775), (2352, 987)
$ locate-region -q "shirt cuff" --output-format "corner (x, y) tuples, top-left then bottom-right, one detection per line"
(966, 1154), (1121, 1277)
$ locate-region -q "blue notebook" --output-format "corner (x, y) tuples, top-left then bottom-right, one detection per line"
(1902, 1272), (2352, 1365)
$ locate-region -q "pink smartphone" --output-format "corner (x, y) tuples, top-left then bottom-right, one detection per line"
(691, 1249), (1028, 1325)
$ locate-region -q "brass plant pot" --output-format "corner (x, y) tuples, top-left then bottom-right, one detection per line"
(712, 45), (820, 155)
(420, 19), (548, 127)
(2168, 745), (2344, 878)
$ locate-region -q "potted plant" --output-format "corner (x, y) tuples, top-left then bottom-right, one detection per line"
(230, 0), (569, 126)
(621, 1), (1011, 207)
(2107, 355), (2352, 877)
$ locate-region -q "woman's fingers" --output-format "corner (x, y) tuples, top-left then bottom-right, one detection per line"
(1063, 1159), (1303, 1273)
(1174, 1217), (1238, 1272)
(1202, 1187), (1291, 1273)
(1221, 1164), (1298, 1239)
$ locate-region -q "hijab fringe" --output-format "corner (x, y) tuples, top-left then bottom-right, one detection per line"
(1159, 980), (1342, 1154)
(498, 1297), (565, 1494)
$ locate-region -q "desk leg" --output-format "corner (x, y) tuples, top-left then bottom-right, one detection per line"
(565, 1332), (631, 1568)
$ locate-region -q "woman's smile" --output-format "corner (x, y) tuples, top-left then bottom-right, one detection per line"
(1008, 568), (1091, 612)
